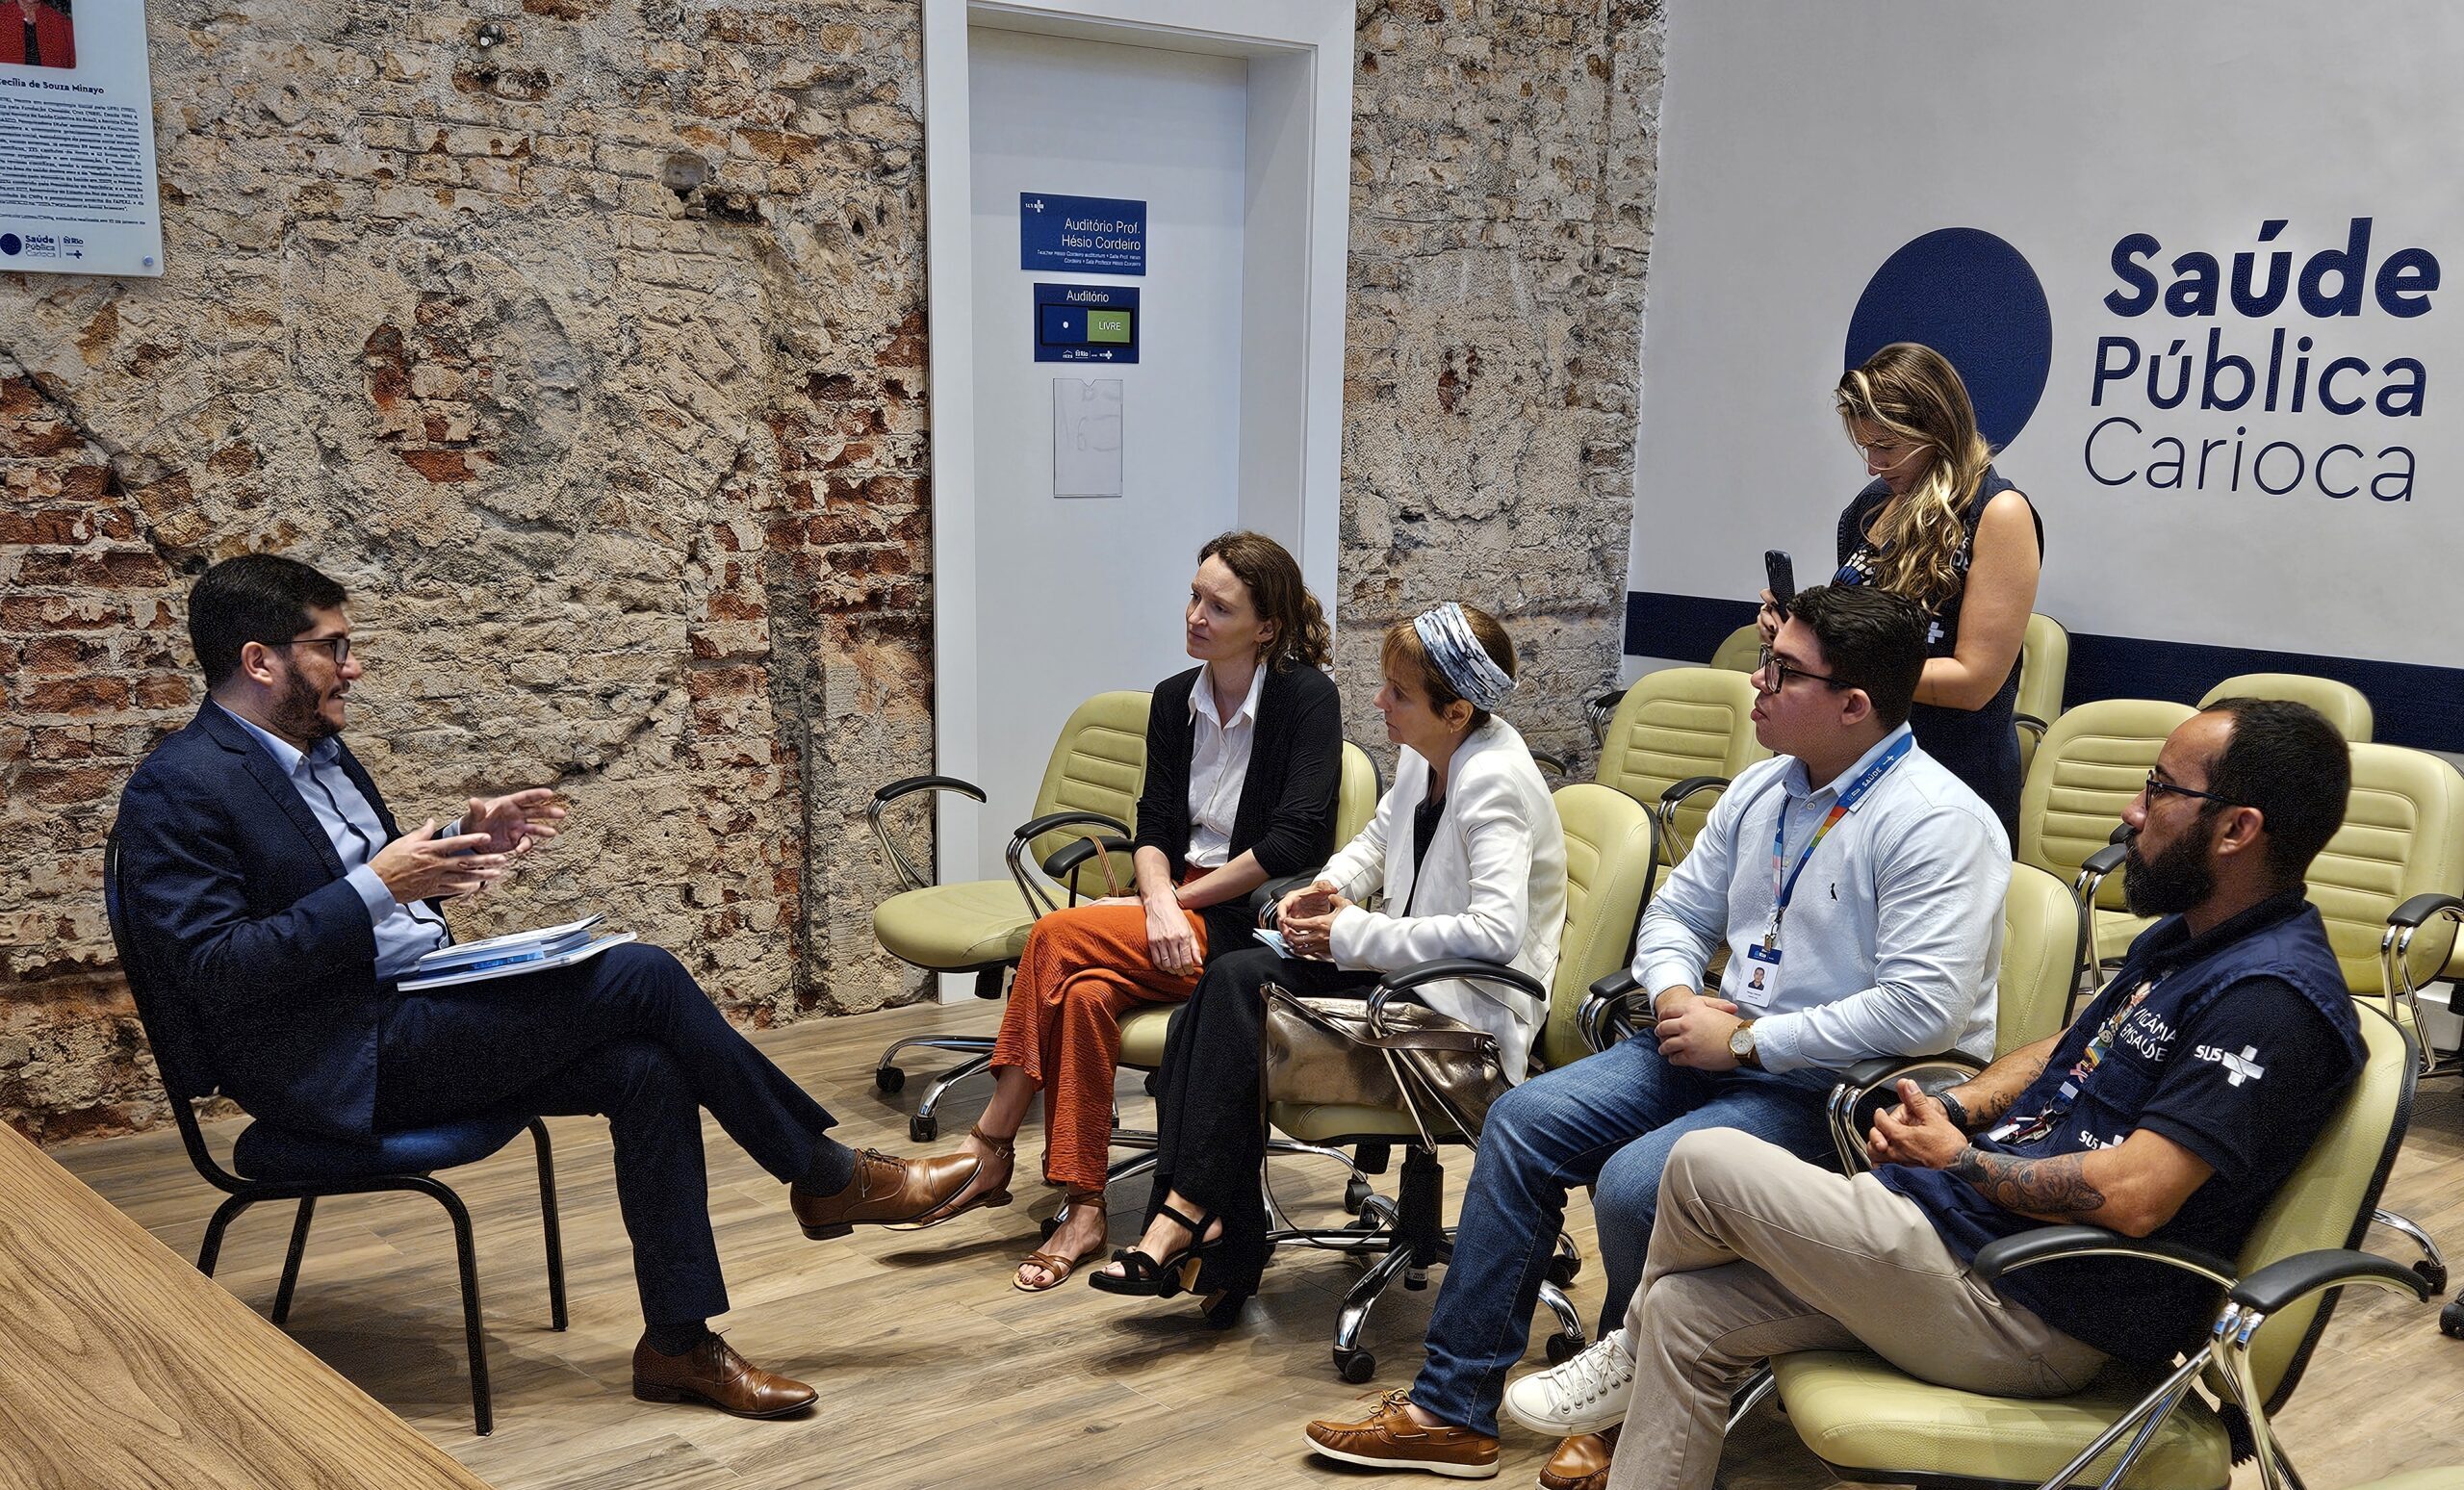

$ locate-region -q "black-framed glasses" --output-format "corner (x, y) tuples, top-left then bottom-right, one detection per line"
(282, 634), (352, 667)
(1754, 644), (1844, 695)
(2142, 770), (2243, 809)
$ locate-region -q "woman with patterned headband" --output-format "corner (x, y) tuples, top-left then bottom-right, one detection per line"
(1091, 602), (1567, 1323)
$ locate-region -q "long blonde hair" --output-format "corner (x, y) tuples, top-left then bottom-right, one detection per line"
(1835, 343), (1993, 610)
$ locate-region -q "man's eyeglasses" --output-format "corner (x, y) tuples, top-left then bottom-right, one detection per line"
(2142, 770), (2243, 809)
(282, 634), (352, 667)
(1754, 645), (1845, 695)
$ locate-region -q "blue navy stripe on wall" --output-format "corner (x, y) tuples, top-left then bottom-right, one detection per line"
(1626, 590), (2464, 753)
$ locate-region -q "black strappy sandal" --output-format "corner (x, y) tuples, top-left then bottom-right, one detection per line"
(1087, 1200), (1223, 1298)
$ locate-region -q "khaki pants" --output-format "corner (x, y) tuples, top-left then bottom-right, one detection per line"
(1607, 1128), (2108, 1490)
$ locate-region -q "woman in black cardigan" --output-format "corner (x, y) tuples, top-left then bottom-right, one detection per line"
(912, 531), (1343, 1290)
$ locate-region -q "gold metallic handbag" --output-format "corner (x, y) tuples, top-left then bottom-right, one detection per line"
(1261, 986), (1510, 1142)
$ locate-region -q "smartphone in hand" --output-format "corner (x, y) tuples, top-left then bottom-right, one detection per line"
(1763, 550), (1796, 619)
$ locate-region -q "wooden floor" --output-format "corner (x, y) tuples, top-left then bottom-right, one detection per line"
(49, 998), (2464, 1490)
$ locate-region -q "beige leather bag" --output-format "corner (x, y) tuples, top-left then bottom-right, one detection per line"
(1261, 987), (1510, 1141)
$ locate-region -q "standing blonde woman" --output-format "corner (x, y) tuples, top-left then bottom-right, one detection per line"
(1768, 342), (2043, 845)
(911, 531), (1343, 1290)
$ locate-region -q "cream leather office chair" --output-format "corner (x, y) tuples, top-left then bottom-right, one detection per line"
(1709, 622), (1765, 674)
(868, 690), (1150, 1142)
(2021, 697), (2195, 980)
(1593, 665), (1771, 873)
(2198, 672), (2374, 742)
(1260, 783), (1658, 1381)
(2015, 612), (2070, 781)
(1767, 1004), (2420, 1490)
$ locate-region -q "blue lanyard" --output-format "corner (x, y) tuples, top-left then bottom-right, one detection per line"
(1764, 732), (1912, 946)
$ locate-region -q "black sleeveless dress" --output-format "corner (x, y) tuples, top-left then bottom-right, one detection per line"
(1834, 466), (2042, 847)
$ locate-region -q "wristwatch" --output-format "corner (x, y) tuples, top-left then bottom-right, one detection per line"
(1727, 1018), (1760, 1069)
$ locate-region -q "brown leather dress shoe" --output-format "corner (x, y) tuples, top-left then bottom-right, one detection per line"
(1538, 1425), (1619, 1490)
(1303, 1388), (1501, 1478)
(789, 1148), (979, 1239)
(631, 1334), (816, 1419)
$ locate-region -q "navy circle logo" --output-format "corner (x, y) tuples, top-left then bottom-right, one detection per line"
(1846, 228), (2052, 452)
(0, 234), (20, 257)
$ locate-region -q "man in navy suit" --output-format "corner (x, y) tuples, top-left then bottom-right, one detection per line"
(116, 553), (977, 1417)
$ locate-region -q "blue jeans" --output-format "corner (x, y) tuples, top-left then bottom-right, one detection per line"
(1408, 1037), (1838, 1436)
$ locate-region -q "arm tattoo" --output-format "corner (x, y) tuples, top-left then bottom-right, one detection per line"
(1950, 1144), (2108, 1217)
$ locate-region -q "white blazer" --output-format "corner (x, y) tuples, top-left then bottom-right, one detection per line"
(1321, 717), (1567, 1082)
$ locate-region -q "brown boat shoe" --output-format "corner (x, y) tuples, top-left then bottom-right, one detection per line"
(789, 1147), (981, 1239)
(1303, 1388), (1502, 1479)
(1537, 1426), (1620, 1490)
(630, 1334), (816, 1420)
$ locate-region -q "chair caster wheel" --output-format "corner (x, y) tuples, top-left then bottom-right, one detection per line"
(1335, 1348), (1376, 1383)
(2443, 1298), (2464, 1339)
(1344, 1176), (1373, 1214)
(910, 1114), (937, 1143)
(1546, 1251), (1581, 1287)
(1546, 1331), (1583, 1365)
(2417, 1260), (2450, 1295)
(874, 1066), (905, 1094)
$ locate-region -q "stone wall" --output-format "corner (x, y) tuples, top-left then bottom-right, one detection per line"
(0, 0), (937, 1143)
(1336, 0), (1660, 777)
(0, 0), (1663, 1143)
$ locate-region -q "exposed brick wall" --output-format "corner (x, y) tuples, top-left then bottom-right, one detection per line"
(1337, 0), (1661, 778)
(2, 0), (1668, 1143)
(0, 2), (937, 1143)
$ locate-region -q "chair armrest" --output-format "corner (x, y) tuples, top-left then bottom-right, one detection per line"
(2391, 892), (2464, 928)
(865, 775), (988, 891)
(875, 773), (988, 808)
(1655, 776), (1732, 860)
(2015, 712), (2049, 742)
(1366, 959), (1548, 1039)
(2376, 893), (2464, 1026)
(1579, 968), (1649, 1052)
(1014, 809), (1131, 843)
(1837, 1052), (1984, 1090)
(1972, 1224), (2238, 1290)
(2229, 1247), (2431, 1313)
(1825, 1053), (1989, 1172)
(1529, 751), (1569, 780)
(1252, 871), (1321, 928)
(1044, 834), (1133, 904)
(2072, 838), (2132, 963)
(1003, 810), (1135, 917)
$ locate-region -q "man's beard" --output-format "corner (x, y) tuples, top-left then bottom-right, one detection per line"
(2121, 820), (2217, 918)
(276, 667), (341, 743)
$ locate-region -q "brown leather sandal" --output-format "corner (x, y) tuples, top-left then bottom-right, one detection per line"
(902, 1126), (1016, 1228)
(1014, 1189), (1106, 1293)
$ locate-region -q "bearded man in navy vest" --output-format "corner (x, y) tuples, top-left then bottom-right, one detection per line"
(1508, 698), (2363, 1490)
(116, 554), (983, 1420)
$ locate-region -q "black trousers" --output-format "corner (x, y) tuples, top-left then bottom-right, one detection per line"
(1142, 945), (1377, 1291)
(373, 941), (836, 1326)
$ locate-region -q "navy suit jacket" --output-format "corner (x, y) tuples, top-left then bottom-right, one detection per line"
(117, 703), (434, 1141)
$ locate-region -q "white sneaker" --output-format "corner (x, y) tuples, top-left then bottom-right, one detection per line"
(1501, 1327), (1637, 1437)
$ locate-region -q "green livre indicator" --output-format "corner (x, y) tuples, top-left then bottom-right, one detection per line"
(1087, 309), (1133, 344)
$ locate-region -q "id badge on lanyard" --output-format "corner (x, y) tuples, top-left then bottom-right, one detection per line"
(1756, 732), (1912, 993)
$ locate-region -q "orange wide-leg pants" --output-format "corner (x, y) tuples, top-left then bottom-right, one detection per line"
(988, 883), (1212, 1194)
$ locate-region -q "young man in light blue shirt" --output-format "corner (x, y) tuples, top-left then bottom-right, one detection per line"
(1303, 584), (2008, 1483)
